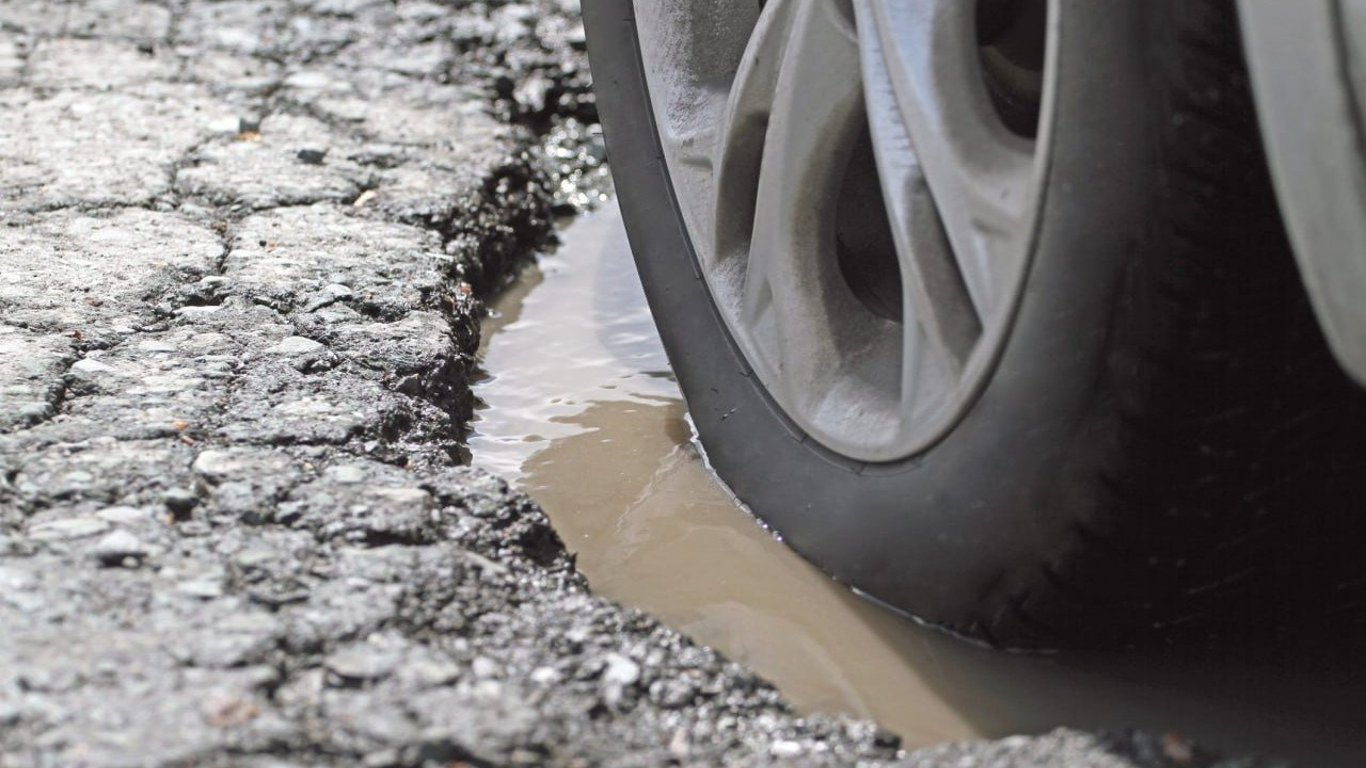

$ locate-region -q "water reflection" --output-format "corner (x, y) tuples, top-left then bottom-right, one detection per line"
(469, 200), (1365, 766)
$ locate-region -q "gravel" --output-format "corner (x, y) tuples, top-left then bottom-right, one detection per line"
(0, 0), (1274, 766)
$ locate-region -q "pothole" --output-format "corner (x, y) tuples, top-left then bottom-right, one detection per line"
(469, 200), (1366, 766)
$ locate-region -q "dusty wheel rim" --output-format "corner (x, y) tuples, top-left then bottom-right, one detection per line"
(634, 0), (1058, 463)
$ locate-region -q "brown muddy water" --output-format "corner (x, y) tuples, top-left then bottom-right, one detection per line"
(469, 201), (1366, 766)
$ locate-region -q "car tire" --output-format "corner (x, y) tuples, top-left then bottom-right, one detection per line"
(584, 0), (1366, 648)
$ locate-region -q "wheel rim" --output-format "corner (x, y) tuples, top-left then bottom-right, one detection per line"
(634, 0), (1057, 462)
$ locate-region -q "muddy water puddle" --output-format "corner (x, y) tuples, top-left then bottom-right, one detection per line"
(470, 201), (1365, 766)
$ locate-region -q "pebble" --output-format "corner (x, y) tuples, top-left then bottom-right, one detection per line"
(400, 658), (462, 688)
(600, 653), (641, 707)
(529, 666), (560, 686)
(28, 517), (111, 541)
(326, 645), (400, 685)
(95, 506), (153, 525)
(266, 336), (326, 355)
(303, 283), (354, 313)
(173, 305), (222, 318)
(669, 729), (690, 759)
(136, 338), (178, 353)
(163, 487), (199, 517)
(362, 749), (401, 768)
(192, 450), (240, 480)
(177, 578), (224, 600)
(602, 653), (640, 686)
(232, 547), (275, 570)
(649, 679), (696, 710)
(61, 470), (94, 486)
(325, 464), (367, 484)
(0, 565), (36, 592)
(473, 679), (503, 700)
(70, 358), (116, 375)
(93, 530), (148, 567)
(471, 656), (499, 679)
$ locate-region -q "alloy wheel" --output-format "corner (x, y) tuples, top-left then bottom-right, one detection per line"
(634, 0), (1057, 462)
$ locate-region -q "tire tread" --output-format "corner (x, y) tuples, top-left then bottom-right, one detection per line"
(983, 0), (1366, 647)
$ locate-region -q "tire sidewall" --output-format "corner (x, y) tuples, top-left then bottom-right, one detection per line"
(584, 0), (1162, 633)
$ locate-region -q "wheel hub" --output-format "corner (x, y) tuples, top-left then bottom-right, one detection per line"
(634, 0), (1056, 462)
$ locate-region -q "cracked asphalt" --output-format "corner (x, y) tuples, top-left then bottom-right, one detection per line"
(0, 2), (1274, 766)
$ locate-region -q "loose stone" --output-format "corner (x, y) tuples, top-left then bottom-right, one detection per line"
(93, 530), (148, 567)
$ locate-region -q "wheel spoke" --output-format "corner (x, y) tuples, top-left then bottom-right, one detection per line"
(857, 0), (1038, 320)
(855, 0), (982, 377)
(633, 0), (1051, 459)
(713, 0), (865, 404)
(711, 0), (797, 267)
